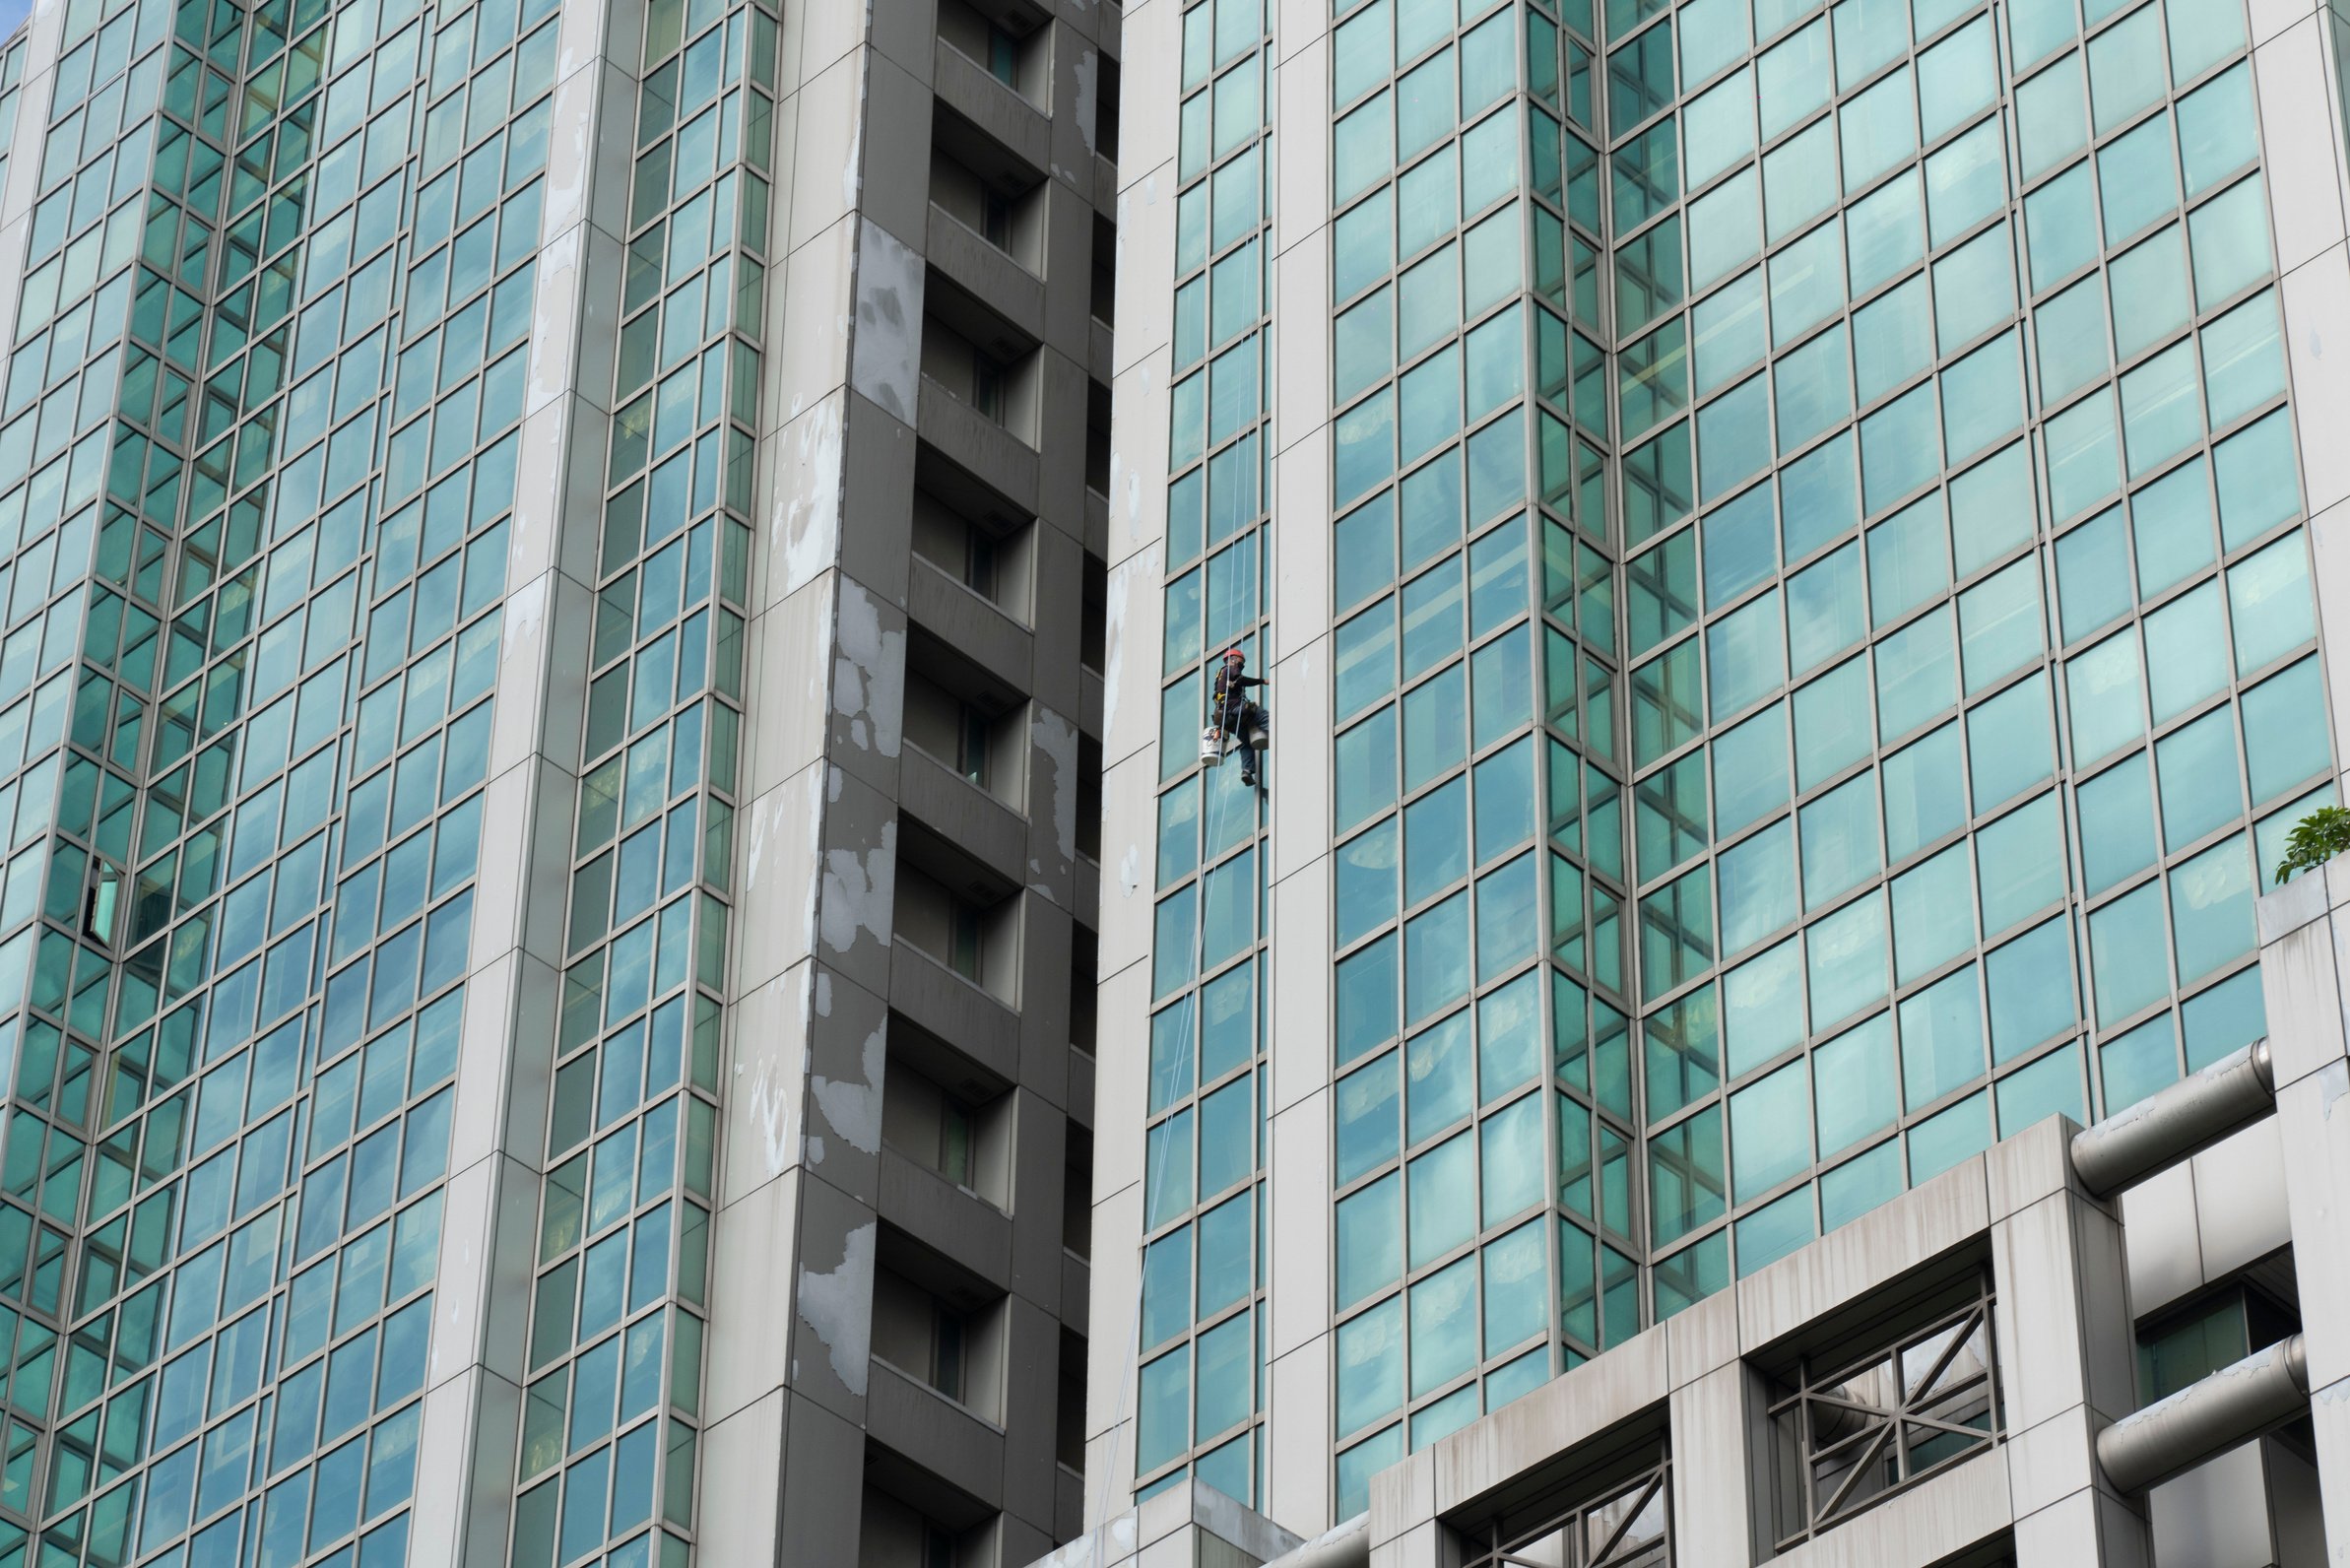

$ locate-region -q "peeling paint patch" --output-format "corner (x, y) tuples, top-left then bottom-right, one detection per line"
(849, 218), (924, 423)
(819, 806), (896, 958)
(796, 1220), (876, 1396)
(1073, 47), (1099, 158)
(832, 579), (905, 756)
(741, 776), (824, 949)
(522, 227), (581, 411)
(841, 106), (864, 214)
(1101, 544), (1151, 746)
(745, 1054), (795, 1181)
(1032, 704), (1079, 870)
(1119, 844), (1140, 899)
(777, 402), (844, 598)
(811, 1018), (885, 1156)
(499, 575), (547, 665)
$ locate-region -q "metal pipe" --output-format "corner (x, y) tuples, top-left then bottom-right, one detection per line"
(1260, 1514), (1369, 1568)
(2096, 1334), (2309, 1494)
(2070, 1039), (2274, 1198)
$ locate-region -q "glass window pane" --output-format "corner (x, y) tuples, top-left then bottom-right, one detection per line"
(1337, 1172), (1402, 1307)
(2065, 629), (2145, 765)
(1806, 889), (1887, 1031)
(1338, 931), (1401, 1065)
(2156, 706), (2244, 851)
(2183, 964), (2265, 1071)
(2176, 63), (2255, 197)
(1648, 1104), (1726, 1245)
(1730, 1057), (1810, 1202)
(2098, 114), (2180, 245)
(1967, 671), (2054, 809)
(1900, 964), (1987, 1110)
(1814, 1012), (1896, 1156)
(1337, 1052), (1402, 1186)
(2056, 506), (2131, 643)
(1919, 17), (1997, 141)
(1879, 606), (1955, 743)
(1683, 68), (1756, 187)
(2014, 54), (2088, 181)
(1839, 73), (1918, 197)
(1338, 820), (1401, 949)
(2100, 1010), (2178, 1114)
(2035, 278), (2110, 404)
(1819, 1138), (1904, 1230)
(1404, 892), (1471, 1023)
(1769, 218), (1846, 346)
(2086, 5), (2167, 134)
(1800, 775), (1881, 911)
(1976, 792), (2065, 934)
(1721, 817), (1798, 955)
(2227, 534), (2314, 675)
(1882, 722), (1968, 861)
(1482, 1220), (1548, 1352)
(1907, 1088), (1989, 1181)
(1794, 656), (1872, 790)
(1708, 592), (1786, 725)
(2088, 880), (2170, 1026)
(1735, 1184), (1814, 1274)
(1776, 439), (1852, 561)
(1958, 559), (2044, 692)
(1336, 1297), (1403, 1435)
(1408, 1257), (1477, 1397)
(1757, 20), (1829, 139)
(2171, 833), (2253, 985)
(1891, 841), (1975, 983)
(1407, 1131), (1475, 1268)
(1725, 936), (1806, 1076)
(1849, 170), (1928, 294)
(1987, 915), (2076, 1062)
(2241, 656), (2327, 803)
(2030, 165), (2105, 296)
(1139, 1346), (1192, 1469)
(1480, 1091), (1544, 1224)
(2142, 580), (2228, 724)
(1714, 700), (1792, 833)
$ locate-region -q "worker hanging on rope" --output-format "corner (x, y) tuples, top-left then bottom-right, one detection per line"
(1202, 645), (1270, 786)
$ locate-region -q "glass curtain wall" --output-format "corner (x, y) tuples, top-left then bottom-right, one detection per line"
(0, 0), (559, 1555)
(1137, 0), (1274, 1512)
(1325, 0), (1621, 1519)
(505, 0), (776, 1562)
(1617, 0), (2318, 1300)
(1320, 0), (2327, 1519)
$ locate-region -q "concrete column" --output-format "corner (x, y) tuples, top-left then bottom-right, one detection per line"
(1988, 1123), (2155, 1568)
(2255, 874), (2350, 1558)
(1665, 1290), (1761, 1568)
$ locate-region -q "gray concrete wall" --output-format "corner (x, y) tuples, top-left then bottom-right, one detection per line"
(698, 1), (1119, 1562)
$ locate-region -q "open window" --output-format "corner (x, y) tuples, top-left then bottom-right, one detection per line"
(901, 628), (1024, 808)
(931, 108), (1046, 272)
(911, 461), (1035, 624)
(870, 1225), (1006, 1421)
(936, 0), (1048, 102)
(881, 1013), (1012, 1208)
(895, 825), (1021, 1005)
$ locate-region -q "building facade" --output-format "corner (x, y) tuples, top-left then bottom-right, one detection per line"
(0, 0), (1117, 1564)
(1082, 0), (2350, 1558)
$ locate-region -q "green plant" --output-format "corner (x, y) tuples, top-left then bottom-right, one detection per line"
(2273, 805), (2350, 886)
